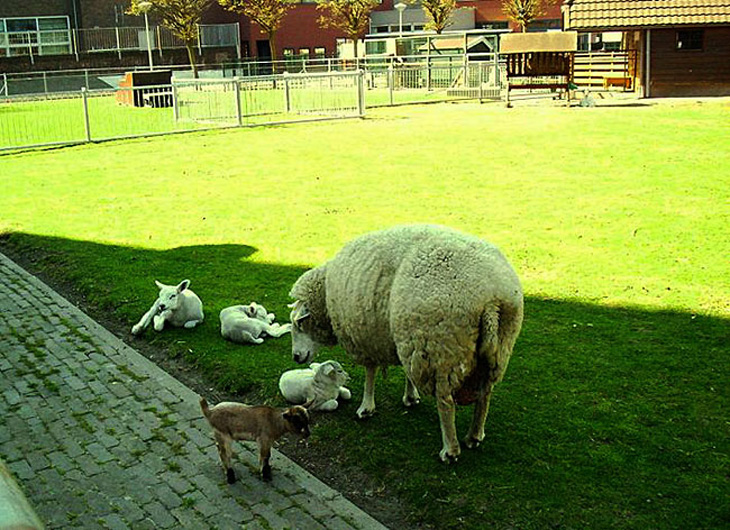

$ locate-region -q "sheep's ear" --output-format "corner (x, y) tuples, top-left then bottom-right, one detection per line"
(322, 363), (334, 376)
(155, 280), (165, 290)
(289, 301), (310, 321)
(176, 279), (190, 293)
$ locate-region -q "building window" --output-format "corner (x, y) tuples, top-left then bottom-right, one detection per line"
(365, 40), (387, 55)
(477, 21), (509, 30)
(0, 16), (71, 57)
(676, 30), (703, 51)
(314, 46), (326, 58)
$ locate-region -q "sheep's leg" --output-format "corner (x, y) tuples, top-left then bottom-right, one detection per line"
(465, 383), (494, 449)
(338, 387), (351, 400)
(214, 431), (236, 484)
(265, 323), (292, 338)
(356, 365), (377, 419)
(183, 319), (201, 329)
(436, 380), (460, 463)
(257, 439), (273, 481)
(315, 399), (339, 412)
(153, 311), (171, 331)
(402, 376), (421, 408)
(131, 300), (160, 335)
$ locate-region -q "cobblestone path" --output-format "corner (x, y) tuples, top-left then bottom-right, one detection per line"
(0, 252), (388, 530)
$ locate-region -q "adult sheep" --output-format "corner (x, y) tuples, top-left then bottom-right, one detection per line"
(288, 224), (523, 463)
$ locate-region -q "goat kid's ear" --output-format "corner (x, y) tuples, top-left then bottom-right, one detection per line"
(322, 364), (334, 377)
(155, 280), (166, 290)
(176, 279), (191, 293)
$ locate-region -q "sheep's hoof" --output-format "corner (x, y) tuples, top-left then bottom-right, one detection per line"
(261, 464), (272, 481)
(131, 325), (142, 335)
(226, 468), (236, 484)
(402, 395), (420, 408)
(464, 435), (483, 449)
(356, 407), (375, 420)
(439, 448), (460, 464)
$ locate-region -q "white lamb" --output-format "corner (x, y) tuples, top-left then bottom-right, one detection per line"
(288, 224), (523, 463)
(279, 361), (351, 411)
(220, 303), (291, 345)
(131, 279), (204, 335)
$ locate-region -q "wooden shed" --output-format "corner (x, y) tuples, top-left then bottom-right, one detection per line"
(499, 31), (578, 106)
(562, 0), (730, 97)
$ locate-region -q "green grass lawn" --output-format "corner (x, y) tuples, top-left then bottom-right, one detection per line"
(1, 100), (729, 529)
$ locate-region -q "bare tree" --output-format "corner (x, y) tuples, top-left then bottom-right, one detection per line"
(421, 0), (456, 35)
(219, 0), (291, 68)
(501, 0), (554, 33)
(128, 0), (212, 78)
(316, 0), (379, 60)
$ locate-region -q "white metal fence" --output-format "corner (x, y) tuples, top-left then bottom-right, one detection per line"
(0, 63), (501, 152)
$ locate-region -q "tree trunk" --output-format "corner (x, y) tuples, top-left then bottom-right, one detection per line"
(352, 38), (358, 61)
(269, 30), (278, 73)
(185, 42), (199, 78)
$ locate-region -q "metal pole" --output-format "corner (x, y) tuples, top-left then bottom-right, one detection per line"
(81, 88), (91, 142)
(234, 78), (242, 126)
(2, 73), (8, 96)
(388, 65), (394, 106)
(172, 81), (179, 122)
(283, 72), (291, 113)
(144, 12), (154, 70)
(357, 70), (365, 117)
(115, 26), (122, 60)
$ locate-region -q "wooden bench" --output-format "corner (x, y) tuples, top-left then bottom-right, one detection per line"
(603, 76), (632, 90)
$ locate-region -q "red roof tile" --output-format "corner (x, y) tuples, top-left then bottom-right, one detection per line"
(563, 0), (730, 29)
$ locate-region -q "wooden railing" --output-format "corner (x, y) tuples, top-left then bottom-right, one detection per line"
(573, 51), (638, 91)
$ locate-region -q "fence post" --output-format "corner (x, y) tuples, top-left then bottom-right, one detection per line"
(234, 78), (242, 126)
(172, 81), (179, 122)
(84, 69), (90, 90)
(283, 72), (291, 113)
(42, 72), (48, 94)
(388, 65), (394, 106)
(81, 88), (91, 142)
(115, 26), (122, 60)
(2, 73), (7, 96)
(357, 70), (365, 117)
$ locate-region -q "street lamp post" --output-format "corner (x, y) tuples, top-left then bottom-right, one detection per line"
(138, 1), (154, 70)
(395, 2), (407, 39)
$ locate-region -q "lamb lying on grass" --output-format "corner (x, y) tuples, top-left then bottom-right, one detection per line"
(288, 224), (524, 462)
(279, 361), (351, 411)
(131, 279), (204, 335)
(220, 303), (291, 345)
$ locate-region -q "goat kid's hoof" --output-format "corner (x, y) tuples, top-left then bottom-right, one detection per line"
(226, 468), (237, 484)
(261, 464), (273, 481)
(131, 324), (142, 335)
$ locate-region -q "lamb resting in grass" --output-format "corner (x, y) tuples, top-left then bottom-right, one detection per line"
(279, 361), (351, 411)
(131, 279), (204, 335)
(220, 303), (291, 345)
(288, 224), (523, 462)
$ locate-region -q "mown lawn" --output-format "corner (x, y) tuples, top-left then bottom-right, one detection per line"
(1, 100), (729, 529)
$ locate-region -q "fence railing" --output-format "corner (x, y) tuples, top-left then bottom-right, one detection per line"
(0, 63), (501, 152)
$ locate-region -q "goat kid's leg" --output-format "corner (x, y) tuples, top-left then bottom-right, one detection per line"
(356, 365), (377, 419)
(257, 439), (273, 481)
(402, 375), (421, 408)
(436, 380), (460, 463)
(465, 383), (494, 449)
(183, 319), (201, 329)
(214, 432), (236, 484)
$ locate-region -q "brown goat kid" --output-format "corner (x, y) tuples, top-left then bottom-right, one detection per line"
(200, 397), (310, 482)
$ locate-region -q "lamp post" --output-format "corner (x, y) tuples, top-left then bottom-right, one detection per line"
(138, 1), (154, 70)
(395, 2), (406, 38)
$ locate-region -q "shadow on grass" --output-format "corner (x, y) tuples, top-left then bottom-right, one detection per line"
(1, 231), (728, 530)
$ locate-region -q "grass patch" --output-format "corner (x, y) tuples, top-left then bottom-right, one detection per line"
(1, 101), (728, 529)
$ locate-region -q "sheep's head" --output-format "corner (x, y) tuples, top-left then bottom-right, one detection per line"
(314, 360), (349, 388)
(245, 302), (275, 323)
(289, 266), (336, 364)
(154, 279), (190, 312)
(289, 301), (321, 364)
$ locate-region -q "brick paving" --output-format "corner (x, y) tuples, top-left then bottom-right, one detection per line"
(0, 252), (388, 530)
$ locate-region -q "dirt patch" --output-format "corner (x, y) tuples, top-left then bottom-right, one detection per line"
(1, 242), (426, 530)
